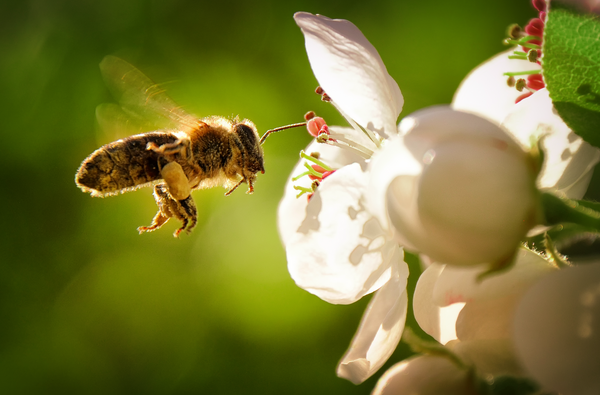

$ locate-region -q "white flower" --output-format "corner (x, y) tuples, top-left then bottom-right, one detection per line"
(412, 248), (557, 376)
(278, 12), (408, 384)
(452, 48), (541, 126)
(452, 50), (600, 200)
(278, 12), (589, 385)
(514, 261), (600, 395)
(407, 48), (600, 381)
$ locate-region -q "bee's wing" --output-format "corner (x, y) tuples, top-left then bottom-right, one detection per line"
(95, 103), (153, 142)
(99, 55), (203, 134)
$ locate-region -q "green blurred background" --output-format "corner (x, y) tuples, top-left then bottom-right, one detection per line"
(0, 0), (544, 394)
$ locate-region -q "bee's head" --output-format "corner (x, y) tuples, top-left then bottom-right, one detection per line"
(234, 120), (265, 175)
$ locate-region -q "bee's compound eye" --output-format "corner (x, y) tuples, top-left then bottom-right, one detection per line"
(234, 124), (259, 146)
(234, 123), (264, 173)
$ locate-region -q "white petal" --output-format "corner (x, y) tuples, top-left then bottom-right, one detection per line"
(328, 125), (379, 153)
(365, 135), (422, 239)
(277, 138), (366, 246)
(412, 263), (464, 344)
(337, 263), (408, 384)
(286, 164), (400, 304)
(294, 12), (403, 136)
(431, 248), (556, 307)
(447, 338), (523, 376)
(455, 293), (521, 342)
(371, 355), (472, 395)
(502, 88), (600, 199)
(514, 262), (600, 395)
(452, 49), (541, 124)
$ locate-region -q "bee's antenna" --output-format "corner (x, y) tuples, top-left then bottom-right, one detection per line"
(260, 122), (307, 145)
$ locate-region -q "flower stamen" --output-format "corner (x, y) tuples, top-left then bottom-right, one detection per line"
(293, 185), (314, 198)
(291, 151), (339, 199)
(300, 150), (333, 171)
(313, 86), (383, 149)
(503, 0), (547, 101)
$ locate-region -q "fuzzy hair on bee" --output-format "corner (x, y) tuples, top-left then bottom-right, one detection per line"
(75, 56), (303, 237)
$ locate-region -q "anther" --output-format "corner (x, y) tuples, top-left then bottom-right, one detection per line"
(515, 78), (527, 92)
(307, 117), (328, 137)
(507, 76), (516, 87)
(317, 133), (330, 143)
(527, 49), (538, 63)
(310, 152), (320, 159)
(304, 111), (316, 121)
(315, 86), (324, 95)
(532, 0), (546, 13)
(507, 24), (522, 39)
(525, 18), (544, 37)
(527, 73), (545, 90)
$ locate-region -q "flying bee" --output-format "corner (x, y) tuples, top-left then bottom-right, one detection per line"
(76, 56), (305, 237)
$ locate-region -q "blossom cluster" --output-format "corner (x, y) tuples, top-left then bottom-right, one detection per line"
(278, 3), (600, 395)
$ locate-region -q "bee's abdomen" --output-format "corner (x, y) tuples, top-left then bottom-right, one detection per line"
(76, 132), (178, 197)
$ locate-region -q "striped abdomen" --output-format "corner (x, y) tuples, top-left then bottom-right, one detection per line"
(76, 131), (180, 197)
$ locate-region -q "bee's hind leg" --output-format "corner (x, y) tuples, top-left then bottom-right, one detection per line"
(173, 196), (197, 237)
(137, 183), (198, 237)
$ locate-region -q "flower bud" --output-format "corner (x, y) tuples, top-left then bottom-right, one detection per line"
(513, 262), (600, 395)
(381, 108), (539, 265)
(371, 355), (474, 395)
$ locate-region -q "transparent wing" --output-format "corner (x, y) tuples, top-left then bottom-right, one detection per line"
(99, 55), (202, 134)
(95, 102), (174, 143)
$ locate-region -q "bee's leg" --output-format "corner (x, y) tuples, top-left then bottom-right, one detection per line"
(137, 184), (173, 234)
(137, 210), (170, 234)
(137, 183), (198, 237)
(146, 138), (191, 159)
(246, 177), (255, 194)
(174, 196), (197, 237)
(160, 162), (198, 235)
(225, 178), (245, 196)
(229, 135), (254, 195)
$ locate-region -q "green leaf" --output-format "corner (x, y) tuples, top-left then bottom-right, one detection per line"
(541, 192), (600, 232)
(543, 2), (600, 148)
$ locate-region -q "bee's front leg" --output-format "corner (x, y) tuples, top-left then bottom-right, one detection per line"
(137, 183), (198, 237)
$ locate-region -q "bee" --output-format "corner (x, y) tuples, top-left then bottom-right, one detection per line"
(76, 56), (304, 237)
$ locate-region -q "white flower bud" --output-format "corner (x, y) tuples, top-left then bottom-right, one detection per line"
(371, 355), (473, 395)
(514, 262), (600, 395)
(370, 107), (539, 266)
